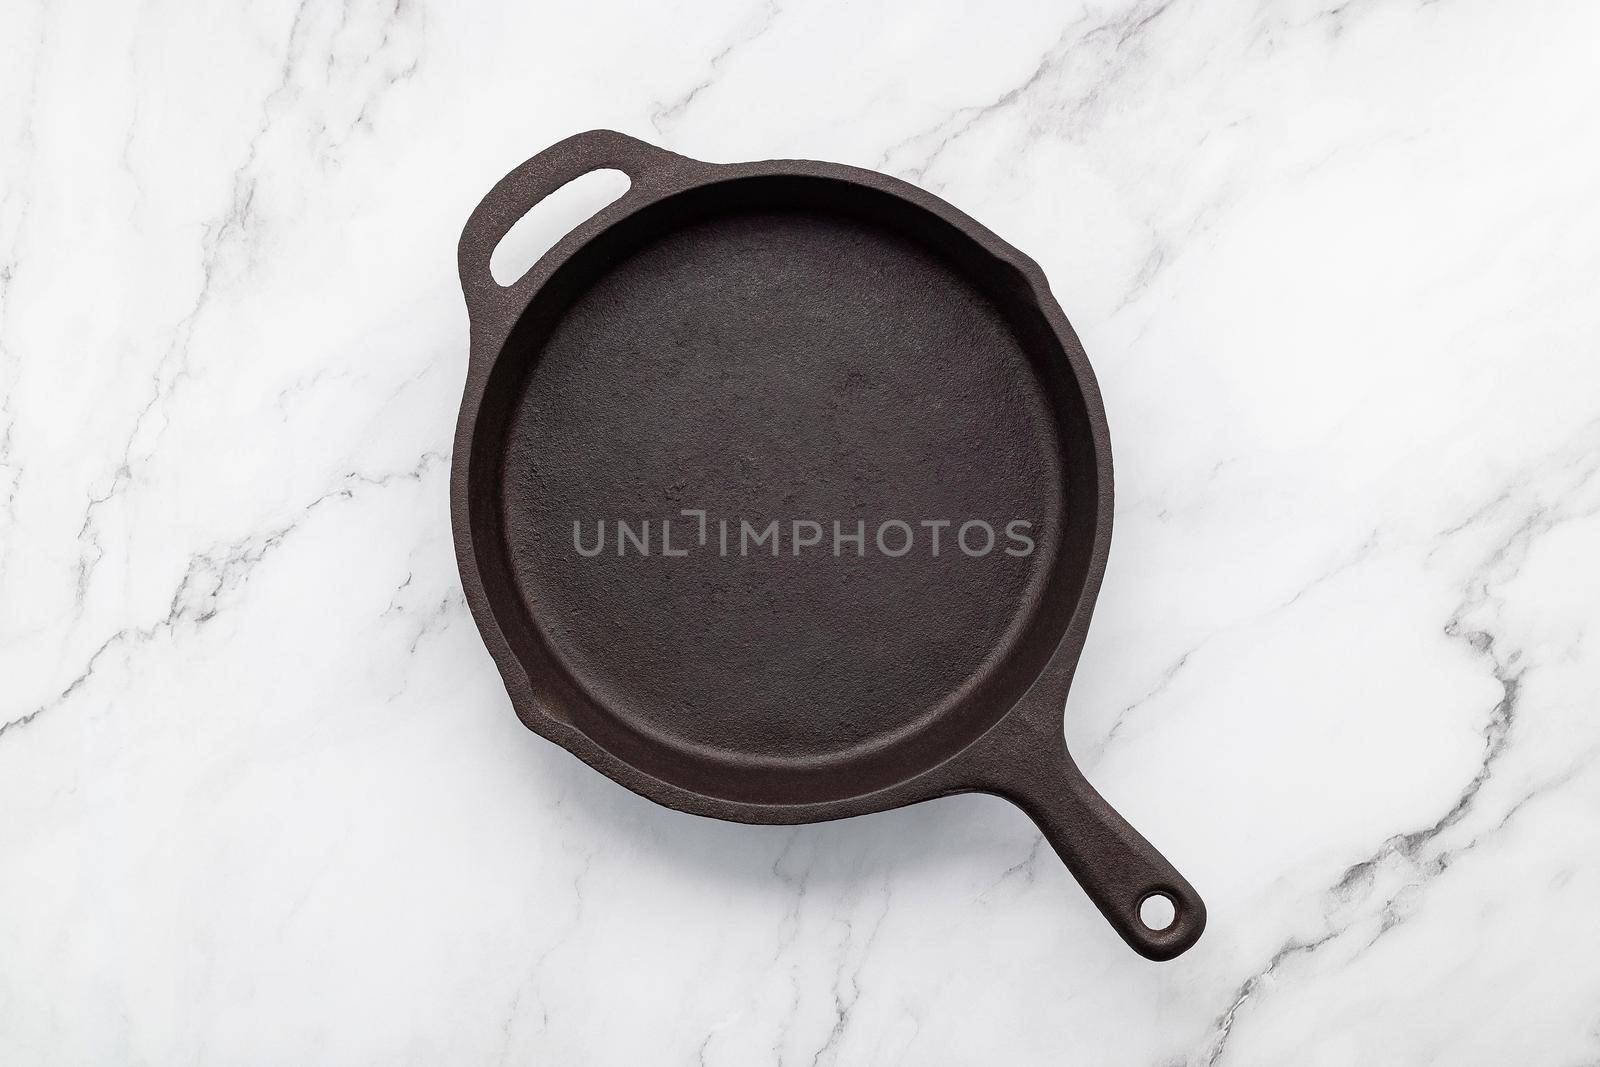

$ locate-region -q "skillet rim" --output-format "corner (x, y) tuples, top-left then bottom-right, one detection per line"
(452, 144), (1115, 826)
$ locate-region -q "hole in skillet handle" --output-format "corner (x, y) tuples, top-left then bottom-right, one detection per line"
(1139, 891), (1177, 932)
(489, 168), (631, 286)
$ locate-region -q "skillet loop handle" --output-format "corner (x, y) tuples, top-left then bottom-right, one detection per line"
(999, 737), (1206, 961)
(458, 129), (694, 340)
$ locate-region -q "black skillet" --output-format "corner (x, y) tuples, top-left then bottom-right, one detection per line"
(452, 130), (1205, 960)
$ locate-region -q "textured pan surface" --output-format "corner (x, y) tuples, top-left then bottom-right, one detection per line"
(495, 189), (1079, 803)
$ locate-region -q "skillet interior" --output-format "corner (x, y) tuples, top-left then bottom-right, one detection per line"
(468, 175), (1101, 805)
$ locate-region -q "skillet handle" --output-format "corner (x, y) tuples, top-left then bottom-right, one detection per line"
(993, 733), (1206, 961)
(458, 129), (698, 341)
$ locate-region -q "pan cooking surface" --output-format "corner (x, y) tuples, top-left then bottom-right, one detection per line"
(498, 207), (1066, 774)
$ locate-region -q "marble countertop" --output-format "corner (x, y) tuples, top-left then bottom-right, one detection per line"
(4, 0), (1599, 1062)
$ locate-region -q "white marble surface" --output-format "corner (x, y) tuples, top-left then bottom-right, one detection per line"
(4, 0), (1600, 1062)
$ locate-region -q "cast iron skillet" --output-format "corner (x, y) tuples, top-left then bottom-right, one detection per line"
(453, 130), (1205, 960)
